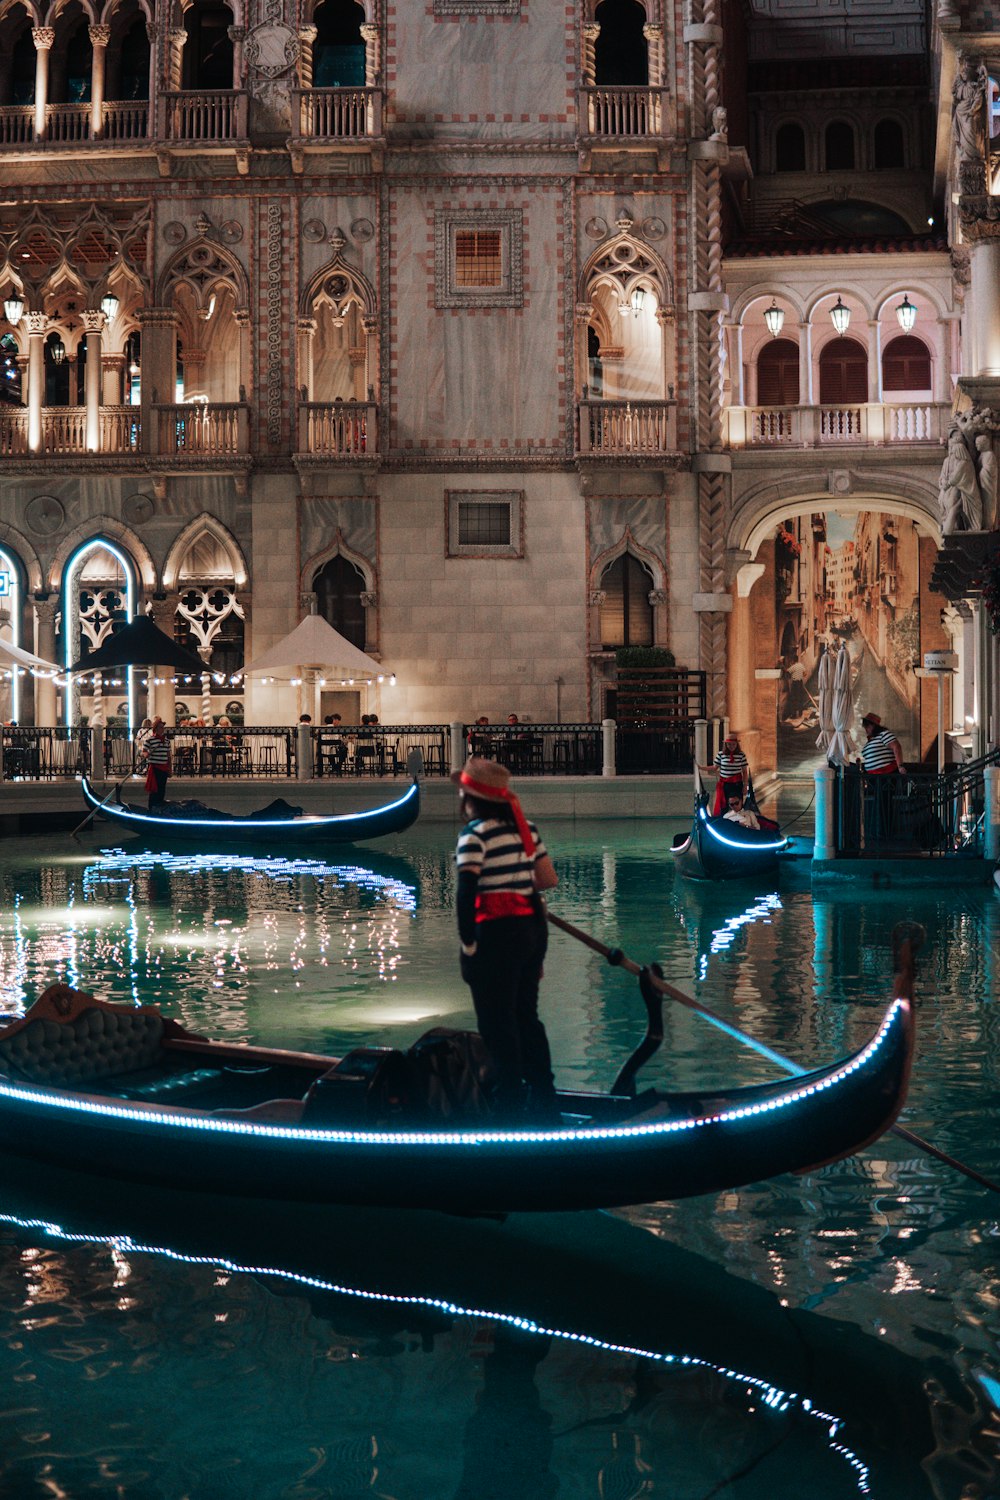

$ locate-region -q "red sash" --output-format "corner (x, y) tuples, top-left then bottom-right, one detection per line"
(475, 892), (535, 923)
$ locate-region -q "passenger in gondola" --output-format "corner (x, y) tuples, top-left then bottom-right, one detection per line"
(722, 793), (760, 829)
(712, 733), (750, 815)
(453, 756), (560, 1122)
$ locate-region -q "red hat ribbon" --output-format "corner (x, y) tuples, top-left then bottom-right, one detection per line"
(459, 771), (535, 857)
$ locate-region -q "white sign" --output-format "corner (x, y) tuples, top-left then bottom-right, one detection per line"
(923, 650), (958, 672)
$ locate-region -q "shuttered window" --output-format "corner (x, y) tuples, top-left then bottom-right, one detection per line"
(599, 554), (654, 648)
(882, 335), (931, 392)
(819, 337), (868, 404)
(757, 338), (800, 406)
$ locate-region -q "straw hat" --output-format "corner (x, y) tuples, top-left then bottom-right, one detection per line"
(861, 712), (882, 728)
(451, 756), (512, 801)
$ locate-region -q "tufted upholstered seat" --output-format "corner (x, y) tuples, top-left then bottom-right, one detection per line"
(0, 1006), (165, 1086)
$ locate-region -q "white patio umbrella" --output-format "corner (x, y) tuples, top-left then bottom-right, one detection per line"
(242, 615), (394, 683)
(0, 635), (61, 677)
(815, 645), (834, 755)
(826, 643), (856, 767)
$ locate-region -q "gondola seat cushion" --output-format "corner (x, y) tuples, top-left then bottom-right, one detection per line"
(0, 1006), (165, 1086)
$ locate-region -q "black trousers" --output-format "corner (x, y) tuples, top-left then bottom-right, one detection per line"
(460, 913), (555, 1115)
(148, 767), (169, 809)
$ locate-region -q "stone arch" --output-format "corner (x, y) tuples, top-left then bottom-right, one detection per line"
(163, 513), (248, 591)
(301, 529), (375, 597)
(300, 251), (375, 321)
(156, 235), (250, 317)
(0, 522), (44, 593)
(47, 514), (156, 593)
(579, 223), (673, 312)
(728, 472), (941, 577)
(588, 525), (666, 594)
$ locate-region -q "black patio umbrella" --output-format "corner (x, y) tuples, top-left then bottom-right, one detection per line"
(68, 615), (207, 678)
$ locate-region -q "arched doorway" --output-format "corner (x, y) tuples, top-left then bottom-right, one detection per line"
(0, 546), (24, 723)
(314, 554), (366, 647)
(594, 0), (649, 85)
(60, 539), (137, 728)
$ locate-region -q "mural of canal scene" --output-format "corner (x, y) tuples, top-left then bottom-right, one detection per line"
(776, 509), (920, 772)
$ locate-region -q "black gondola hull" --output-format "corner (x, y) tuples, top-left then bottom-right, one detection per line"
(0, 996), (913, 1214)
(81, 775), (420, 847)
(671, 805), (786, 880)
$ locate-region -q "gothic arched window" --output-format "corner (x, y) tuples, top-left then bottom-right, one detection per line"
(314, 555), (366, 649)
(599, 553), (653, 648)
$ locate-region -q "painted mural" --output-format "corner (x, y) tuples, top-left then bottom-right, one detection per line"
(776, 509), (921, 771)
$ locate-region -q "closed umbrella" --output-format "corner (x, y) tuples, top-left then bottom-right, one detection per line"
(815, 646), (834, 755)
(68, 615), (206, 677)
(826, 643), (856, 767)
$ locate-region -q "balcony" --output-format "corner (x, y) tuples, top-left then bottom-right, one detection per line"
(153, 402), (249, 461)
(577, 399), (677, 458)
(296, 401), (378, 462)
(0, 406), (139, 457)
(288, 87), (384, 171)
(156, 91), (249, 173)
(725, 401), (951, 450)
(577, 86), (673, 167)
(0, 101), (149, 150)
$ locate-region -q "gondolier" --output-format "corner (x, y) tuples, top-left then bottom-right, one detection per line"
(712, 733), (750, 816)
(143, 717), (171, 810)
(857, 712), (906, 845)
(453, 756), (559, 1122)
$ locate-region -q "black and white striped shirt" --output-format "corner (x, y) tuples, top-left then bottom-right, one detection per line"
(860, 730), (899, 772)
(455, 817), (545, 895)
(715, 747), (748, 781)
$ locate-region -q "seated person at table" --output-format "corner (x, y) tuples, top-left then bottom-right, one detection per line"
(721, 793), (760, 830)
(321, 714), (348, 774)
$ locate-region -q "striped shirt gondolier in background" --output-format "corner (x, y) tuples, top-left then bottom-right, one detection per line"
(452, 756), (559, 1122)
(144, 720), (171, 809)
(713, 739), (749, 815)
(860, 729), (901, 773)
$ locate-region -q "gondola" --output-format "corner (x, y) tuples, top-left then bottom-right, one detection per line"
(671, 795), (788, 881)
(0, 952), (915, 1214)
(80, 774), (420, 848)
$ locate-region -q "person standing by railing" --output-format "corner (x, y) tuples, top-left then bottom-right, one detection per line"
(857, 712), (906, 846)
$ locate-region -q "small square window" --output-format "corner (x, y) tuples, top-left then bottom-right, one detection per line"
(447, 490), (524, 557)
(435, 210), (523, 309)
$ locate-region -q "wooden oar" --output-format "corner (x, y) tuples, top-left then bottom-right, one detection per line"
(546, 908), (1000, 1195)
(70, 779), (127, 842)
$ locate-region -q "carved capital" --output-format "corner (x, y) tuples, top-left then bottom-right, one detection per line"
(81, 310), (105, 335)
(88, 24), (111, 47)
(227, 25), (245, 42)
(360, 592), (378, 609)
(360, 23), (379, 42)
(959, 197), (1000, 241)
(589, 589), (607, 607)
(583, 24), (600, 40)
(26, 312), (48, 335)
(297, 316), (318, 336)
(32, 26), (54, 49)
(166, 28), (187, 48)
(33, 597), (58, 627)
(648, 588), (668, 606)
(298, 25), (318, 42)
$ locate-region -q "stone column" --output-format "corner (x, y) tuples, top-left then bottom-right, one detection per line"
(297, 316), (317, 403)
(138, 306), (177, 453)
(82, 310), (104, 451)
(970, 238), (1000, 376)
(227, 26), (244, 87)
(146, 22), (158, 109)
(166, 29), (186, 92)
(150, 595), (177, 726)
(360, 23), (380, 86)
(582, 24), (599, 86)
(25, 312), (47, 453)
(33, 597), (58, 726)
(642, 22), (663, 90)
(103, 352), (125, 405)
(361, 315), (378, 402)
(799, 318), (813, 406)
(89, 24), (110, 137)
(32, 27), (54, 140)
(866, 317), (881, 403)
(297, 25), (317, 88)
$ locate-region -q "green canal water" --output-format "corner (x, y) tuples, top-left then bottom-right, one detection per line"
(0, 819), (996, 1499)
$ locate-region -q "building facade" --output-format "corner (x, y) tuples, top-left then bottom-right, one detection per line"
(0, 0), (989, 769)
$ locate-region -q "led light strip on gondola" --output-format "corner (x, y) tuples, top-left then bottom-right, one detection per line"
(84, 779), (418, 830)
(0, 1207), (873, 1494)
(698, 804), (788, 854)
(0, 999), (907, 1148)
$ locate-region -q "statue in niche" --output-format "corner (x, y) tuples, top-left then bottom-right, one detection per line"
(952, 53), (988, 164)
(709, 106), (728, 141)
(939, 421), (982, 534)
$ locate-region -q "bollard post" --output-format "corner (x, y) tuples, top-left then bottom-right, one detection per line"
(450, 722), (466, 775)
(297, 723), (313, 781)
(602, 718), (616, 778)
(986, 765), (1000, 861)
(814, 765), (836, 861)
(693, 718), (708, 788)
(91, 726), (105, 784)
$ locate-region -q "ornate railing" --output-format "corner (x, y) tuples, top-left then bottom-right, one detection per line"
(293, 87), (381, 139)
(578, 86), (668, 137)
(0, 100), (149, 146)
(155, 403), (248, 457)
(298, 401), (375, 457)
(0, 406), (140, 455)
(727, 401), (951, 448)
(577, 399), (676, 455)
(160, 90), (248, 142)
